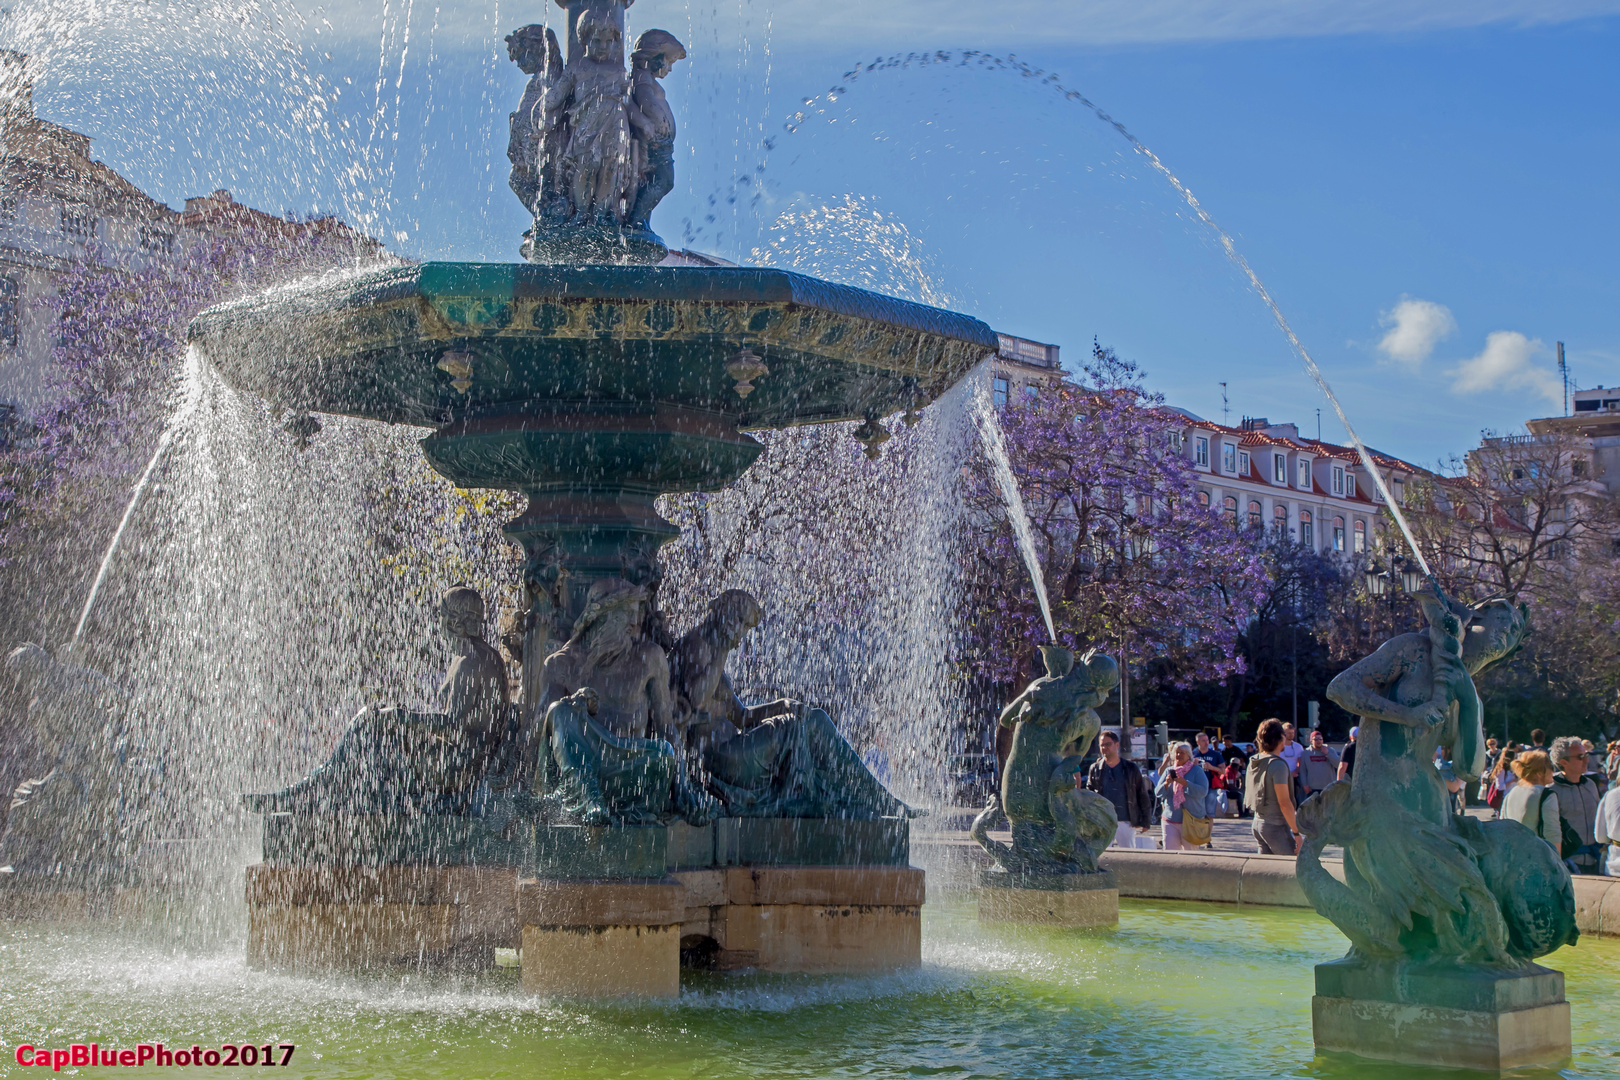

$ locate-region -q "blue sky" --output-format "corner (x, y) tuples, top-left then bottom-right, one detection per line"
(10, 0), (1619, 466)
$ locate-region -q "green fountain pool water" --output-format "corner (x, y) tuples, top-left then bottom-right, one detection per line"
(2, 897), (1615, 1079)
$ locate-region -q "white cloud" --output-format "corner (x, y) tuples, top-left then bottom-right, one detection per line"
(1377, 297), (1455, 366)
(1448, 331), (1561, 403)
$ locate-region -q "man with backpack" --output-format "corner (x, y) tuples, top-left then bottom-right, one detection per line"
(1551, 736), (1603, 875)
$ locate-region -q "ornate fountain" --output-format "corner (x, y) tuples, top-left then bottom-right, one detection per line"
(184, 0), (996, 997)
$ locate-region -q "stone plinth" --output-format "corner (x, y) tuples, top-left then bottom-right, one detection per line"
(245, 864), (519, 972)
(1312, 958), (1571, 1071)
(242, 815), (922, 983)
(0, 882), (151, 922)
(517, 877), (685, 998)
(976, 869), (1118, 927)
(673, 866), (923, 973)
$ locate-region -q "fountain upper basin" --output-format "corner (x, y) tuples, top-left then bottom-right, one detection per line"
(188, 261), (996, 430)
(188, 260), (997, 593)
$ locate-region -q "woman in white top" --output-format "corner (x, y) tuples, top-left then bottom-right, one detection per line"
(1595, 784), (1619, 876)
(1500, 750), (1562, 852)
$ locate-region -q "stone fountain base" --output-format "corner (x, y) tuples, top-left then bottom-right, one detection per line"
(246, 864), (520, 971)
(243, 814), (921, 995)
(671, 865), (923, 974)
(1311, 957), (1571, 1071)
(976, 868), (1118, 928)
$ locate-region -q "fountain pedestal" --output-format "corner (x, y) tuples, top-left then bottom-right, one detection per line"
(1311, 957), (1571, 1071)
(517, 877), (685, 999)
(243, 814), (921, 993)
(673, 866), (923, 973)
(245, 864), (520, 972)
(976, 869), (1118, 928)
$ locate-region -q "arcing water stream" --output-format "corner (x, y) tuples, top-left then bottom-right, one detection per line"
(785, 51), (1434, 575)
(970, 379), (1056, 644)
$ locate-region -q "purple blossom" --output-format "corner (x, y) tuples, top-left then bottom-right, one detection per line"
(964, 343), (1272, 689)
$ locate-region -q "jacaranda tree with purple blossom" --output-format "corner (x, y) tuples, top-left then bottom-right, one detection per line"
(964, 343), (1271, 696)
(0, 220), (378, 639)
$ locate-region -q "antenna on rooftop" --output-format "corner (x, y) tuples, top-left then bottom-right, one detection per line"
(1220, 382), (1229, 426)
(1557, 342), (1568, 416)
(1316, 408), (1321, 442)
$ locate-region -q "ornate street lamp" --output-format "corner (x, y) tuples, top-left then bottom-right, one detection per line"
(1364, 553), (1424, 608)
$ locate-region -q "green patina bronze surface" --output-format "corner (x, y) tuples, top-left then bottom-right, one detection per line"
(188, 262), (996, 434)
(970, 647), (1122, 877)
(258, 815), (909, 875)
(1305, 587), (1577, 972)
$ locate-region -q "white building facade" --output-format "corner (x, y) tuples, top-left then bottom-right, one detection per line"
(1168, 415), (1421, 557)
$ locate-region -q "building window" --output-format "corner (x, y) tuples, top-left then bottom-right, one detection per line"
(1298, 458), (1311, 489)
(1274, 504), (1288, 535)
(60, 201), (95, 239)
(0, 275), (17, 348)
(1393, 478), (1405, 504)
(1223, 495), (1238, 526)
(1195, 437), (1209, 467)
(1333, 517), (1345, 552)
(1346, 473), (1356, 498)
(1572, 459), (1588, 477)
(1299, 509), (1313, 547)
(1238, 450), (1250, 476)
(1167, 431), (1183, 452)
(1222, 442), (1236, 473)
(1274, 454), (1287, 483)
(1023, 384), (1038, 401)
(1196, 490), (1211, 509)
(1332, 466), (1344, 495)
(0, 197), (16, 222)
(993, 377), (1009, 407)
(1248, 500), (1262, 529)
(1353, 520), (1366, 553)
(139, 225), (175, 254)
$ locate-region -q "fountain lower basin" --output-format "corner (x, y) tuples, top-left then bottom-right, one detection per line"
(4, 899), (1616, 1076)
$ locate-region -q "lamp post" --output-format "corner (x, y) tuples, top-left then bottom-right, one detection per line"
(1363, 552), (1425, 612)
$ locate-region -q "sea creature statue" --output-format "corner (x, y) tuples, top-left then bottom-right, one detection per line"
(970, 646), (1121, 874)
(1300, 583), (1578, 969)
(0, 644), (162, 887)
(669, 588), (918, 820)
(242, 586), (510, 815)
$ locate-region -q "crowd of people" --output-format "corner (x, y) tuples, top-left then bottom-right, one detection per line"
(1481, 729), (1618, 877)
(1076, 721), (1619, 877)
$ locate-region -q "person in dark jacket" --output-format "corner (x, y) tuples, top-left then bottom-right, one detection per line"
(1087, 730), (1152, 847)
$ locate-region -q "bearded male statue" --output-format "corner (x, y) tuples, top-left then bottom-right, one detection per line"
(243, 585), (509, 815)
(669, 588), (917, 820)
(527, 577), (714, 825)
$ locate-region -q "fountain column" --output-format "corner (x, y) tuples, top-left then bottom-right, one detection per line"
(419, 400), (763, 625)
